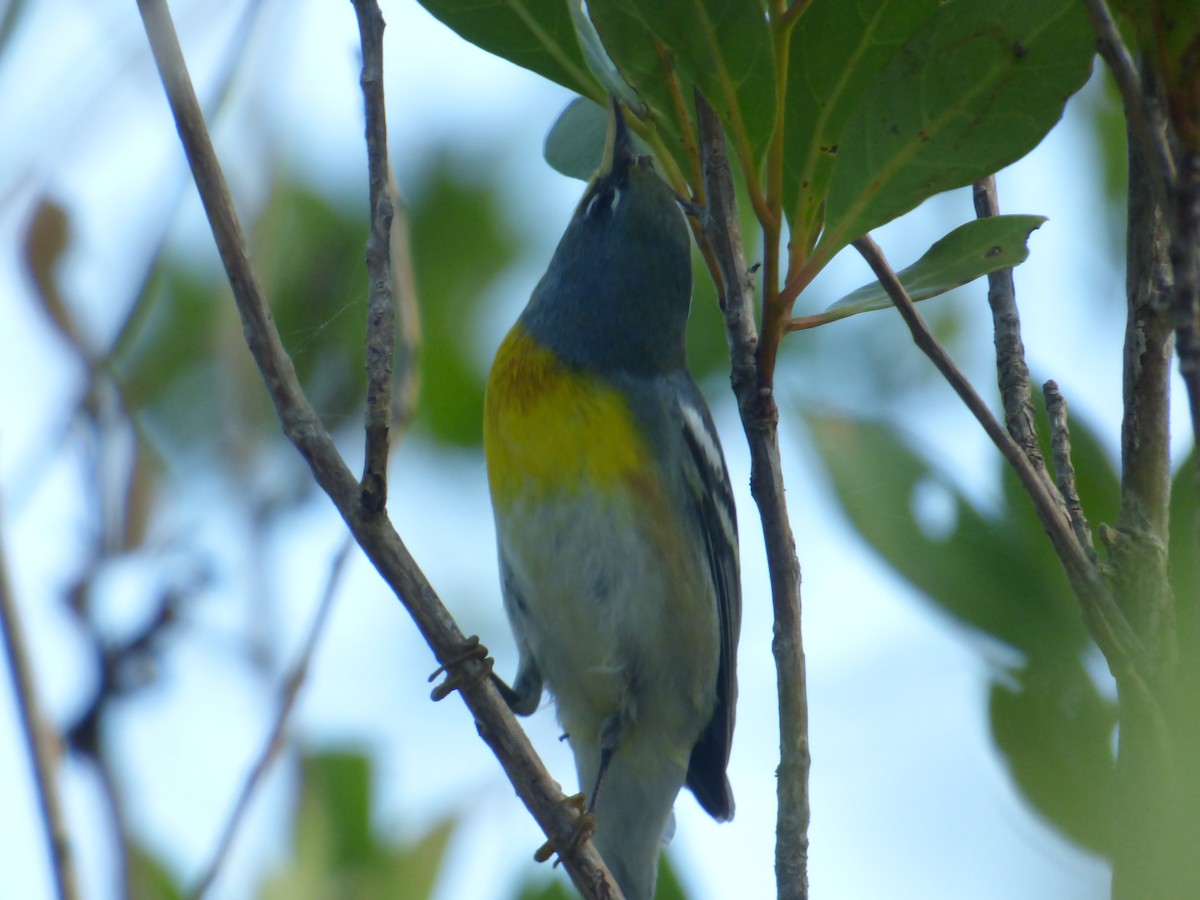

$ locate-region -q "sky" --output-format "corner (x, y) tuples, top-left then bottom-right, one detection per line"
(2, 0), (1185, 898)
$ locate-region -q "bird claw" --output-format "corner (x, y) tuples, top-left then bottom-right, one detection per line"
(534, 792), (595, 866)
(428, 635), (494, 701)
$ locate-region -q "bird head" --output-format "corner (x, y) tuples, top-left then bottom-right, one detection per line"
(521, 97), (693, 376)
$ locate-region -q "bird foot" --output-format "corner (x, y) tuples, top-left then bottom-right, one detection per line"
(428, 635), (494, 701)
(534, 792), (595, 866)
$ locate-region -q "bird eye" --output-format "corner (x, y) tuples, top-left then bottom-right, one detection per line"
(585, 186), (621, 220)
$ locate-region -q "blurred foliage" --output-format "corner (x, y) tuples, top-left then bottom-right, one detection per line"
(808, 406), (1197, 859)
(129, 842), (183, 900)
(517, 849), (688, 900)
(407, 153), (523, 446)
(260, 751), (455, 900)
(109, 148), (536, 467)
(1114, 0), (1200, 151)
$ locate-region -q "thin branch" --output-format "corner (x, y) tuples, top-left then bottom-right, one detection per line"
(188, 539), (353, 899)
(1083, 0), (1175, 213)
(696, 97), (810, 900)
(134, 1), (618, 895)
(353, 0), (395, 516)
(1043, 381), (1097, 559)
(972, 177), (1044, 469)
(851, 234), (1152, 685)
(0, 500), (80, 900)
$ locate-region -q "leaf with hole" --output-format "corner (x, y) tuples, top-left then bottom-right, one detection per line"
(806, 414), (1088, 654)
(793, 214), (1045, 330)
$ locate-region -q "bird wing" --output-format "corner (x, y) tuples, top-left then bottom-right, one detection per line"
(676, 384), (741, 821)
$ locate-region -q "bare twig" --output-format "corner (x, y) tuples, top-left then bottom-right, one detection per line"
(1083, 0), (1175, 213)
(353, 0), (395, 516)
(134, 1), (617, 895)
(851, 235), (1152, 684)
(188, 539), (353, 899)
(1043, 381), (1096, 558)
(0, 501), (80, 900)
(696, 97), (810, 900)
(972, 177), (1044, 468)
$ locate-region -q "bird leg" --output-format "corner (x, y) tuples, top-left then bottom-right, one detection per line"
(534, 792), (595, 864)
(427, 635), (493, 701)
(587, 712), (628, 813)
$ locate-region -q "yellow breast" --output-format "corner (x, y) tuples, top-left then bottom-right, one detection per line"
(484, 324), (649, 504)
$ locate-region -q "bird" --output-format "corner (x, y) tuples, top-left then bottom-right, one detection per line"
(483, 96), (740, 900)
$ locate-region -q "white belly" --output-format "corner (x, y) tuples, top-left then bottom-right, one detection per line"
(495, 484), (718, 758)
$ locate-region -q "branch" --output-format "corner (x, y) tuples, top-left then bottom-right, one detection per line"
(851, 235), (1152, 686)
(187, 539), (353, 899)
(134, 1), (618, 895)
(1110, 70), (1178, 668)
(354, 0), (395, 516)
(0, 502), (80, 900)
(696, 96), (810, 900)
(1043, 381), (1097, 559)
(1083, 0), (1175, 214)
(972, 177), (1044, 468)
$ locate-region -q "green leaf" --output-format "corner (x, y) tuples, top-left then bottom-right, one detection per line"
(589, 0), (775, 174)
(380, 818), (456, 900)
(818, 0), (1094, 257)
(1170, 450), (1198, 656)
(809, 413), (1121, 856)
(989, 660), (1116, 856)
(416, 0), (601, 99)
(800, 215), (1045, 328)
(806, 415), (1087, 656)
(640, 1), (776, 169)
(260, 750), (459, 900)
(783, 0), (939, 246)
(129, 841), (183, 900)
(566, 0), (634, 101)
(258, 185), (372, 425)
(585, 0), (697, 179)
(409, 153), (524, 447)
(544, 96), (651, 180)
(516, 850), (691, 899)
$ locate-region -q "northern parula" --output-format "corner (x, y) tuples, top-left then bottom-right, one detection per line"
(484, 98), (741, 900)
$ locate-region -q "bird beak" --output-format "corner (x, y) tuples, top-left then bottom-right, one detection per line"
(598, 95), (637, 177)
